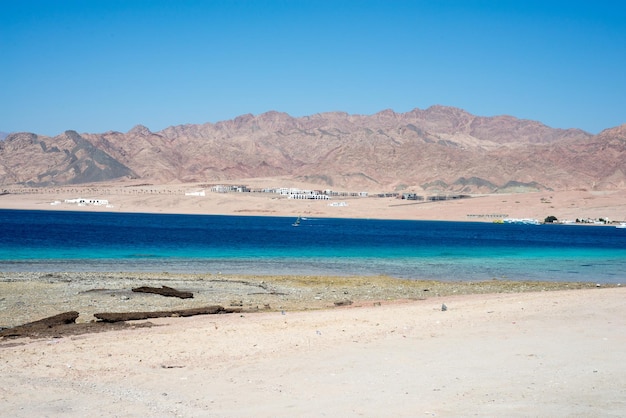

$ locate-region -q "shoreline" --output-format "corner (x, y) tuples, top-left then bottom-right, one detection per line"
(1, 271), (619, 331)
(2, 185), (626, 223)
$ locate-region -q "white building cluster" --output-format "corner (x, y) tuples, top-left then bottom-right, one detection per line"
(62, 198), (112, 207)
(207, 185), (369, 200)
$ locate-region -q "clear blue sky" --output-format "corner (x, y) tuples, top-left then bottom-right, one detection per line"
(1, 0), (625, 136)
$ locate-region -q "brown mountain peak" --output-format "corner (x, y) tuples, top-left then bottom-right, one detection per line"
(1, 107), (624, 192)
(128, 125), (152, 136)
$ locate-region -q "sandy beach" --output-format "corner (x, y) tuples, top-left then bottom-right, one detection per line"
(2, 184), (626, 416)
(1, 281), (624, 417)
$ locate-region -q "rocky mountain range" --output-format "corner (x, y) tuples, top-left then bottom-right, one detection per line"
(1, 105), (625, 193)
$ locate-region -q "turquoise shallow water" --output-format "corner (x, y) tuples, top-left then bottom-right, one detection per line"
(1, 209), (625, 283)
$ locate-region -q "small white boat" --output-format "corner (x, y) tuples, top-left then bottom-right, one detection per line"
(292, 216), (301, 227)
(616, 222), (626, 229)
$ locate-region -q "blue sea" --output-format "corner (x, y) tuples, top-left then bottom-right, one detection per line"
(1, 209), (625, 283)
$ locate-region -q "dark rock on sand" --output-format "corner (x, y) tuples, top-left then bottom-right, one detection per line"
(132, 285), (194, 299)
(0, 311), (79, 338)
(94, 305), (240, 322)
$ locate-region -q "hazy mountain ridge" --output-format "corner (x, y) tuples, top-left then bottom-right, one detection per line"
(1, 106), (624, 192)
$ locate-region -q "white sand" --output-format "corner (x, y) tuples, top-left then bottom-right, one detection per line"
(2, 288), (625, 417)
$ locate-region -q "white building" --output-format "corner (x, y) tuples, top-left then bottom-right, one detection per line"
(185, 190), (206, 196)
(64, 198), (110, 206)
(289, 193), (330, 200)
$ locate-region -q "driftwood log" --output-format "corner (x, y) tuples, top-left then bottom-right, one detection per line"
(0, 311), (79, 338)
(132, 285), (193, 299)
(94, 305), (240, 323)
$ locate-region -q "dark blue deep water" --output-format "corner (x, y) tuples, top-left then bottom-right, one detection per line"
(1, 209), (625, 283)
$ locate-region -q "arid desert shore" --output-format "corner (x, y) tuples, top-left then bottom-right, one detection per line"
(1, 279), (624, 417)
(1, 184), (626, 416)
(2, 182), (626, 223)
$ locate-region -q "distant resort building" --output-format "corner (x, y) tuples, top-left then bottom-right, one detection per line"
(64, 198), (110, 206)
(289, 193), (330, 200)
(325, 190), (368, 197)
(399, 193), (470, 201)
(210, 185), (249, 193)
(206, 183), (369, 199)
(401, 193), (424, 201)
(269, 187), (331, 199)
(185, 190), (206, 196)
